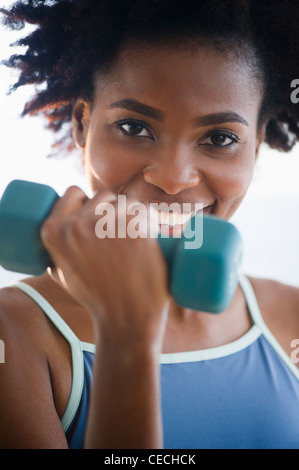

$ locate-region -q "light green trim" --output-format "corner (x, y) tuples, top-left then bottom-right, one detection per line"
(160, 275), (299, 375)
(13, 282), (84, 432)
(160, 325), (261, 364)
(238, 275), (299, 381)
(81, 341), (96, 353)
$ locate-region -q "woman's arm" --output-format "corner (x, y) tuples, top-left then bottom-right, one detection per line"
(40, 186), (170, 449)
(85, 338), (163, 449)
(0, 290), (69, 449)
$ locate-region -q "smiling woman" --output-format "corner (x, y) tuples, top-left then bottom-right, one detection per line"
(75, 43), (261, 222)
(0, 0), (299, 450)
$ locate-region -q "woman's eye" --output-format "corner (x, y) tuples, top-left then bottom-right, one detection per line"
(116, 120), (152, 138)
(202, 133), (239, 147)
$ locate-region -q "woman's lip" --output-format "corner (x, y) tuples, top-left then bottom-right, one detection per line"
(134, 198), (214, 212)
(203, 204), (213, 214)
(159, 224), (185, 237)
(158, 204), (214, 236)
(157, 204), (213, 226)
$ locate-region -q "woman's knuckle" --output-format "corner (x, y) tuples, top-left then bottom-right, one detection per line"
(64, 185), (83, 196)
(69, 214), (89, 241)
(40, 217), (57, 244)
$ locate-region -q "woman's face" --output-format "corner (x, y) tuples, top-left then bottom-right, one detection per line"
(73, 42), (265, 220)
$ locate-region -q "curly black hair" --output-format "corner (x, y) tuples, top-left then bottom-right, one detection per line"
(1, 0), (299, 154)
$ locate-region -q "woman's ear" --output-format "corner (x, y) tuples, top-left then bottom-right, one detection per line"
(72, 99), (91, 149)
(255, 124), (266, 160)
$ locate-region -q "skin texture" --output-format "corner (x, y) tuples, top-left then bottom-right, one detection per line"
(0, 43), (299, 449)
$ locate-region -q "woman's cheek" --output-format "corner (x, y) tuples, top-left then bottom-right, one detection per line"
(207, 152), (255, 202)
(84, 140), (143, 193)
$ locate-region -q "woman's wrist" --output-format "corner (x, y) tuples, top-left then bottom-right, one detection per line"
(85, 329), (163, 449)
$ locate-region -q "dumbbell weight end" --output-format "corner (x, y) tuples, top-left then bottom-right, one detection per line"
(0, 180), (59, 275)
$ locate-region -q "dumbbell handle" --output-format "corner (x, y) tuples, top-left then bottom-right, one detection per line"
(0, 180), (243, 313)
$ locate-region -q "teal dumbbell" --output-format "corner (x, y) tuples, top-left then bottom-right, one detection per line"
(0, 179), (242, 313)
(0, 180), (59, 276)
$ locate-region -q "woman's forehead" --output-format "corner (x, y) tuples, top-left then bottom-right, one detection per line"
(93, 43), (263, 119)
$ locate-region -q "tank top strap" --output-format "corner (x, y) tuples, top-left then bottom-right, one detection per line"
(239, 274), (299, 380)
(13, 281), (85, 432)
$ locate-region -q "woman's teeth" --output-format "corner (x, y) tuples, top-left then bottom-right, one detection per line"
(157, 210), (195, 227)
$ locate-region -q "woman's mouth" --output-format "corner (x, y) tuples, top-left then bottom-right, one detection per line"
(158, 204), (213, 236)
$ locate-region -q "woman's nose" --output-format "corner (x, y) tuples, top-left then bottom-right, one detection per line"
(143, 151), (200, 195)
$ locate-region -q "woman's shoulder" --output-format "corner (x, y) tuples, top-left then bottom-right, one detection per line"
(0, 272), (94, 345)
(0, 279), (51, 348)
(247, 276), (299, 359)
(0, 276), (71, 447)
(248, 275), (299, 315)
(0, 277), (66, 385)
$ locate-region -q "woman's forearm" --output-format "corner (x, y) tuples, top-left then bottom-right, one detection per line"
(84, 327), (163, 449)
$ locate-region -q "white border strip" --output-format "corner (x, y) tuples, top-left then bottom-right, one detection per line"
(81, 341), (96, 354)
(160, 325), (261, 364)
(239, 275), (299, 381)
(13, 282), (85, 432)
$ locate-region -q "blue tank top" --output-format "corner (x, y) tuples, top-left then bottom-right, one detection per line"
(14, 276), (299, 449)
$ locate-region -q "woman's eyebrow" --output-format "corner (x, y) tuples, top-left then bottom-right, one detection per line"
(108, 99), (164, 121)
(194, 112), (249, 127)
(108, 99), (249, 128)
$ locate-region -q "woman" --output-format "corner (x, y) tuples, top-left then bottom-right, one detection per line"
(0, 0), (299, 449)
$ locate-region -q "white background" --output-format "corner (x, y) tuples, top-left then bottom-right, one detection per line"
(0, 1), (299, 288)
